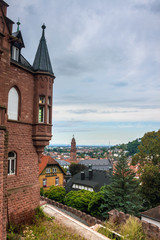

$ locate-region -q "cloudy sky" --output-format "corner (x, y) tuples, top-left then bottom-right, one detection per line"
(7, 0), (160, 145)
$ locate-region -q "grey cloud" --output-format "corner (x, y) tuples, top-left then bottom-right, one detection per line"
(134, 1), (160, 13)
(113, 82), (128, 87)
(68, 109), (97, 114)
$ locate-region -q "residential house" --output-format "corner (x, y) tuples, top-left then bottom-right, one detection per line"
(39, 155), (66, 189)
(79, 159), (113, 171)
(65, 165), (111, 192)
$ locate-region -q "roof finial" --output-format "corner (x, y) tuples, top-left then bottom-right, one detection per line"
(41, 23), (46, 37)
(17, 18), (20, 31)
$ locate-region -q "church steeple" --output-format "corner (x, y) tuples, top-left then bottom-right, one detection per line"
(70, 135), (77, 162)
(33, 24), (53, 75)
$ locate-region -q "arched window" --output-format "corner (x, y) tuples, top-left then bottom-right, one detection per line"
(8, 87), (19, 120)
(8, 151), (16, 175)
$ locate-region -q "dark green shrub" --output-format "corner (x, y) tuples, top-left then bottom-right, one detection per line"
(40, 187), (44, 196)
(64, 190), (94, 213)
(88, 192), (103, 217)
(45, 186), (66, 203)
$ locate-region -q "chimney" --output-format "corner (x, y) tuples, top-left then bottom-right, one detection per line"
(81, 171), (85, 180)
(89, 169), (93, 180)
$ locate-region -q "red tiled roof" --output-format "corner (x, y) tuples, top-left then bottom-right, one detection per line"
(65, 158), (79, 164)
(39, 155), (60, 175)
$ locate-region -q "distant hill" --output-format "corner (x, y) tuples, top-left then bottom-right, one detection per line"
(110, 138), (141, 156)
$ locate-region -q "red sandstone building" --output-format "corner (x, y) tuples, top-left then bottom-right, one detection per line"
(70, 135), (77, 162)
(0, 1), (55, 239)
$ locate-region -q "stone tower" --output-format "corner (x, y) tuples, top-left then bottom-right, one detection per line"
(70, 135), (77, 162)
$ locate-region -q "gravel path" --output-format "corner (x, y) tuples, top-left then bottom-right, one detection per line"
(43, 204), (110, 240)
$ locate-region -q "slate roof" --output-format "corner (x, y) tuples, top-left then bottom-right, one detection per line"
(65, 168), (111, 192)
(12, 31), (25, 48)
(33, 24), (53, 74)
(39, 155), (66, 175)
(79, 159), (113, 171)
(141, 205), (160, 222)
(20, 54), (32, 69)
(55, 159), (70, 166)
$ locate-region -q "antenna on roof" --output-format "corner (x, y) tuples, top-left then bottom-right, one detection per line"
(17, 18), (20, 31)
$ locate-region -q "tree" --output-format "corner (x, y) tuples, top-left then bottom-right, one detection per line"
(88, 192), (103, 217)
(69, 163), (86, 176)
(132, 130), (160, 166)
(126, 139), (140, 156)
(132, 130), (160, 207)
(101, 156), (142, 218)
(139, 164), (160, 208)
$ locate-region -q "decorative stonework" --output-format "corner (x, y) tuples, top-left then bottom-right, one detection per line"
(38, 125), (45, 132)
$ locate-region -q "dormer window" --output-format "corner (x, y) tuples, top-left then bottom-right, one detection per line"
(12, 46), (19, 61)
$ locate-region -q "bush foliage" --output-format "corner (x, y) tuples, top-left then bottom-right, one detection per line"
(88, 192), (103, 217)
(64, 190), (94, 213)
(120, 216), (146, 240)
(44, 186), (66, 203)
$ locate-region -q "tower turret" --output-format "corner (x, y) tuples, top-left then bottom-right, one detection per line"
(32, 25), (55, 157)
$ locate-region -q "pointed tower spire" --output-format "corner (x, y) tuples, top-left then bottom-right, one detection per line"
(33, 24), (53, 74)
(17, 18), (20, 31)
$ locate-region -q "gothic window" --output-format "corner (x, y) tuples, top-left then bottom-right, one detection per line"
(8, 87), (19, 120)
(47, 96), (51, 124)
(39, 96), (45, 123)
(12, 46), (19, 61)
(8, 151), (16, 175)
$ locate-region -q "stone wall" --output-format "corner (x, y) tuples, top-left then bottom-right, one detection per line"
(40, 196), (103, 226)
(7, 122), (40, 225)
(0, 124), (8, 240)
(108, 209), (160, 239)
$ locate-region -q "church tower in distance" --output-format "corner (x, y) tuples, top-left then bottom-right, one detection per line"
(70, 135), (77, 162)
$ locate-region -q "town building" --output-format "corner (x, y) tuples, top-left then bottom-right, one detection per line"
(65, 165), (111, 192)
(70, 135), (77, 162)
(79, 159), (113, 171)
(0, 1), (54, 238)
(55, 159), (70, 170)
(39, 155), (66, 189)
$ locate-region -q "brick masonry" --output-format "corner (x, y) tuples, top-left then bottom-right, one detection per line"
(0, 126), (8, 240)
(0, 1), (54, 238)
(108, 209), (160, 239)
(40, 196), (103, 227)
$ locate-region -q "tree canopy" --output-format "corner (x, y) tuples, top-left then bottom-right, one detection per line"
(101, 156), (142, 217)
(69, 163), (86, 176)
(132, 130), (160, 166)
(132, 130), (160, 207)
